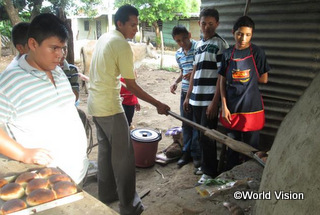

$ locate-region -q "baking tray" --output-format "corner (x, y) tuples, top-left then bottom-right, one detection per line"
(0, 168), (84, 214)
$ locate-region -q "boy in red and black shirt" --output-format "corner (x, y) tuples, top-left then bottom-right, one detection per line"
(120, 77), (140, 127)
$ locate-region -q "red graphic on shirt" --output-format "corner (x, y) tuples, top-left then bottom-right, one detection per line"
(232, 69), (250, 82)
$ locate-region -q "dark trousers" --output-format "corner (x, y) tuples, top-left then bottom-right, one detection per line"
(193, 106), (218, 177)
(225, 130), (260, 170)
(122, 104), (135, 126)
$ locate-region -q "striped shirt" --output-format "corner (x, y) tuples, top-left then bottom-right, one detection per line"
(175, 40), (197, 92)
(0, 55), (88, 184)
(190, 34), (229, 106)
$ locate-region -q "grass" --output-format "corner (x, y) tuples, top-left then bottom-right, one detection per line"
(160, 66), (179, 73)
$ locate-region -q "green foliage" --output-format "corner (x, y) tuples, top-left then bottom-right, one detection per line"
(161, 66), (179, 73)
(0, 20), (12, 38)
(115, 0), (194, 24)
(71, 0), (101, 17)
(189, 0), (200, 13)
(0, 0), (102, 20)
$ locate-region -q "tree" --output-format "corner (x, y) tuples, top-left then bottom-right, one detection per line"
(0, 0), (101, 61)
(115, 0), (199, 47)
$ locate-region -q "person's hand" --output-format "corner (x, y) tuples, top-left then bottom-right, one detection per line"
(206, 101), (219, 120)
(21, 148), (53, 166)
(221, 107), (232, 124)
(170, 83), (177, 94)
(183, 98), (190, 113)
(78, 73), (90, 82)
(156, 102), (170, 115)
(135, 103), (141, 111)
(183, 73), (191, 81)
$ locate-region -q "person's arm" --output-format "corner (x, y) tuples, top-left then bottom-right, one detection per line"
(124, 79), (170, 115)
(259, 73), (268, 84)
(170, 70), (183, 94)
(135, 102), (141, 112)
(206, 75), (221, 119)
(220, 75), (231, 124)
(0, 128), (52, 165)
(78, 73), (90, 82)
(183, 65), (196, 112)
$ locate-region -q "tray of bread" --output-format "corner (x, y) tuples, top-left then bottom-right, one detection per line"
(0, 167), (83, 215)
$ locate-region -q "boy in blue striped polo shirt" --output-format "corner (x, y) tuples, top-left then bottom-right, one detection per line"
(170, 25), (201, 169)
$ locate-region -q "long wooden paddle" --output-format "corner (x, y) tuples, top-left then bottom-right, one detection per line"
(167, 111), (258, 159)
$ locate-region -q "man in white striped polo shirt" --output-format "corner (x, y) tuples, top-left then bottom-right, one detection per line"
(183, 8), (229, 184)
(0, 13), (88, 185)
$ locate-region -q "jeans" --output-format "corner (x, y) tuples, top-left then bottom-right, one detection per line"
(225, 130), (260, 170)
(193, 106), (218, 177)
(180, 91), (200, 158)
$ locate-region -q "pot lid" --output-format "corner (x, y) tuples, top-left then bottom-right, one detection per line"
(131, 128), (162, 142)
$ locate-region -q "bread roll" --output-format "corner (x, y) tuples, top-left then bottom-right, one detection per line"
(26, 178), (49, 195)
(15, 172), (39, 187)
(52, 181), (77, 199)
(26, 188), (55, 206)
(0, 183), (25, 201)
(48, 174), (71, 186)
(0, 178), (8, 188)
(1, 198), (27, 214)
(38, 167), (61, 179)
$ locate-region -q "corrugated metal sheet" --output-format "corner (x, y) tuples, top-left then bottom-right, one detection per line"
(163, 20), (179, 48)
(201, 0), (320, 150)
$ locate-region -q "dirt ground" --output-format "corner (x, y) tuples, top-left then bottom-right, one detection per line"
(77, 55), (263, 215)
(0, 51), (264, 215)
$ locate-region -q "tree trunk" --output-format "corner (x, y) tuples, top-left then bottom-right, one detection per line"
(56, 7), (74, 64)
(65, 19), (75, 65)
(152, 21), (160, 48)
(30, 0), (44, 20)
(3, 0), (21, 25)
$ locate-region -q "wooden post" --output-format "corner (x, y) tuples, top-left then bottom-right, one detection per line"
(160, 30), (164, 69)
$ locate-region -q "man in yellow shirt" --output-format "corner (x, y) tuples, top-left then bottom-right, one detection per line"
(88, 5), (170, 215)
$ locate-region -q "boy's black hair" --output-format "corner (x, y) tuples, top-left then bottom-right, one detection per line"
(27, 13), (69, 45)
(199, 7), (219, 22)
(114, 4), (139, 29)
(233, 16), (255, 32)
(12, 22), (30, 47)
(171, 25), (189, 38)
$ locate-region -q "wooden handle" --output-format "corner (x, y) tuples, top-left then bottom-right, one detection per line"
(167, 110), (257, 158)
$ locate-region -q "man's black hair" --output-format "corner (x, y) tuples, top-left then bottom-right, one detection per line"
(12, 22), (30, 47)
(233, 16), (255, 32)
(171, 25), (189, 38)
(27, 13), (69, 45)
(114, 4), (139, 29)
(199, 7), (219, 22)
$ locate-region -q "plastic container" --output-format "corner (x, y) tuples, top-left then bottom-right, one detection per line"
(131, 128), (162, 167)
